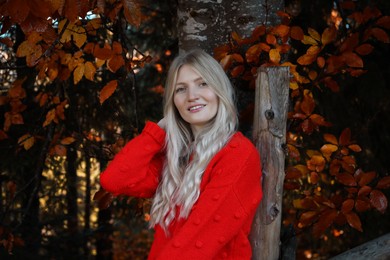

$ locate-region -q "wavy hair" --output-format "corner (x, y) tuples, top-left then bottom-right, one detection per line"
(149, 49), (238, 234)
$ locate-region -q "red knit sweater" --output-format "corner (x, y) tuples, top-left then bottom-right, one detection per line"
(100, 122), (262, 260)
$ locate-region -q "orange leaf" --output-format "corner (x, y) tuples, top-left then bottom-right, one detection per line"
(376, 176), (390, 189)
(320, 144), (338, 155)
(107, 55), (125, 73)
(317, 56), (325, 68)
(341, 199), (354, 214)
(321, 27), (337, 45)
(370, 190), (388, 213)
(307, 155), (325, 172)
(290, 26), (304, 41)
(355, 44), (374, 56)
(94, 44), (113, 60)
(220, 54), (233, 70)
(324, 133), (338, 145)
(342, 52), (363, 68)
(266, 34), (277, 45)
(273, 24), (290, 37)
(61, 137), (76, 145)
(300, 91), (315, 115)
(251, 25), (266, 39)
(269, 49), (280, 64)
(299, 211), (319, 227)
(301, 35), (318, 45)
(308, 70), (318, 81)
(310, 172), (319, 184)
(230, 65), (245, 78)
(336, 173), (357, 186)
(232, 31), (243, 45)
(286, 166), (303, 180)
(297, 53), (316, 65)
(348, 144), (362, 152)
(43, 108), (56, 127)
(344, 212), (363, 232)
(100, 80), (118, 104)
(246, 44), (262, 63)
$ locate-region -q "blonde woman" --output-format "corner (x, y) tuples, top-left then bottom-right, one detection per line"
(100, 49), (262, 259)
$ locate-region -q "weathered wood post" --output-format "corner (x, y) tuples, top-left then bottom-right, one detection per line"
(250, 67), (290, 260)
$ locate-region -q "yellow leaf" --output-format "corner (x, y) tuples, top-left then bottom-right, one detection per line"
(84, 61), (96, 81)
(100, 80), (118, 104)
(18, 134), (35, 150)
(301, 35), (318, 45)
(308, 28), (321, 41)
(269, 49), (281, 64)
(73, 63), (85, 84)
(73, 26), (87, 48)
(290, 81), (299, 90)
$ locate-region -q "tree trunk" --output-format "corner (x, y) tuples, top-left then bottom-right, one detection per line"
(66, 144), (79, 256)
(177, 0), (284, 53)
(250, 67), (289, 260)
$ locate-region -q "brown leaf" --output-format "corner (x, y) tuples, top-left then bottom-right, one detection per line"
(376, 176), (390, 189)
(355, 198), (371, 212)
(336, 173), (357, 186)
(308, 28), (321, 42)
(312, 209), (338, 237)
(342, 52), (364, 68)
(299, 211), (319, 227)
(341, 199), (354, 214)
(355, 44), (374, 56)
(370, 190), (388, 213)
(60, 137), (76, 145)
(18, 134), (35, 150)
(54, 144), (67, 156)
(339, 128), (351, 146)
(376, 15), (390, 30)
(358, 185), (372, 196)
(273, 24), (290, 37)
(367, 27), (390, 43)
(358, 171), (376, 187)
(321, 27), (337, 45)
(297, 53), (316, 65)
(99, 80), (118, 104)
(230, 65), (245, 78)
(122, 0), (142, 27)
(344, 212), (363, 232)
(266, 34), (277, 45)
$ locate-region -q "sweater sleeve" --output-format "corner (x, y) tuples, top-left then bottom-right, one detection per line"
(156, 141), (262, 259)
(99, 121), (166, 198)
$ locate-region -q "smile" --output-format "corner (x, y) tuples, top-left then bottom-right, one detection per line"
(188, 105), (206, 111)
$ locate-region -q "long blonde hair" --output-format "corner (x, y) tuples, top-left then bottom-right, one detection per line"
(149, 49), (238, 234)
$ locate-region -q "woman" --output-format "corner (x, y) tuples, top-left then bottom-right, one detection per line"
(100, 49), (262, 259)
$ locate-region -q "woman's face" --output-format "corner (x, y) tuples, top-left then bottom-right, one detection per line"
(173, 64), (219, 135)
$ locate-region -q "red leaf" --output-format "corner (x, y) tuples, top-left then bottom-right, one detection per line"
(230, 65), (245, 78)
(323, 77), (340, 92)
(312, 209), (338, 237)
(370, 190), (388, 213)
(355, 199), (371, 212)
(336, 173), (357, 186)
(341, 199), (354, 214)
(376, 16), (390, 30)
(358, 185), (372, 196)
(369, 27), (390, 43)
(344, 212), (363, 232)
(376, 176), (390, 189)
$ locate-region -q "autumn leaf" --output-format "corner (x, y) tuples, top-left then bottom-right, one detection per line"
(355, 44), (374, 56)
(54, 144), (67, 156)
(73, 63), (85, 84)
(376, 176), (390, 189)
(84, 61), (96, 81)
(370, 190), (388, 213)
(341, 199), (354, 214)
(61, 137), (76, 145)
(273, 24), (290, 37)
(324, 133), (338, 145)
(290, 26), (304, 40)
(336, 173), (357, 186)
(344, 212), (363, 232)
(367, 27), (390, 43)
(100, 80), (118, 104)
(358, 171), (376, 186)
(308, 28), (321, 42)
(18, 134), (35, 150)
(376, 15), (390, 29)
(342, 52), (364, 68)
(321, 27), (337, 45)
(43, 108), (56, 127)
(269, 49), (281, 64)
(312, 209), (338, 237)
(122, 0), (142, 27)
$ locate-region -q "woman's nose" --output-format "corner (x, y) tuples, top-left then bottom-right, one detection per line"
(187, 86), (199, 101)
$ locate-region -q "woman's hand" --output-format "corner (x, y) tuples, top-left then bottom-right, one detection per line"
(157, 117), (166, 130)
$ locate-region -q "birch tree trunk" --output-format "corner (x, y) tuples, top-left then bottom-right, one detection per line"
(250, 67), (289, 260)
(177, 0), (284, 54)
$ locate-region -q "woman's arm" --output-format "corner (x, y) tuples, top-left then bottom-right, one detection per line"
(100, 121), (166, 198)
(157, 145), (262, 259)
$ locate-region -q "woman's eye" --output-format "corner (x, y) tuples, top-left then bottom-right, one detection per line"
(199, 82), (208, 87)
(175, 87), (185, 93)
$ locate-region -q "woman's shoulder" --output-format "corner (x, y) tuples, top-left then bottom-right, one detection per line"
(216, 131), (259, 162)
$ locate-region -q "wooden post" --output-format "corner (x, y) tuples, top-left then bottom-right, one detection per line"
(250, 67), (290, 260)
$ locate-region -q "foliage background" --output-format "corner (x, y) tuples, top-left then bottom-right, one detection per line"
(0, 0), (389, 259)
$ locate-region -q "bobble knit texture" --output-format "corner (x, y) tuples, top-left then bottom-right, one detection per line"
(100, 122), (263, 260)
